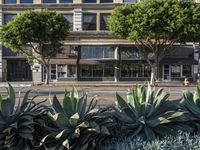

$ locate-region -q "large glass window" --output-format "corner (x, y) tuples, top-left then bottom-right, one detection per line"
(100, 14), (110, 30)
(60, 0), (72, 3)
(67, 65), (76, 78)
(83, 13), (96, 31)
(4, 0), (16, 4)
(100, 0), (113, 3)
(121, 47), (140, 60)
(4, 14), (17, 24)
(81, 65), (93, 77)
(182, 65), (192, 77)
(120, 64), (151, 78)
(63, 14), (73, 31)
(80, 65), (114, 78)
(81, 46), (114, 59)
(171, 65), (181, 78)
(83, 0), (96, 3)
(43, 0), (56, 3)
(20, 0), (33, 3)
(123, 0), (136, 3)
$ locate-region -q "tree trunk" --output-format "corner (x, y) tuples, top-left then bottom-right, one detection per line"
(150, 64), (157, 86)
(44, 64), (50, 84)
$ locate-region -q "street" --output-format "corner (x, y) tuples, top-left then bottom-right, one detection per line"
(0, 85), (197, 106)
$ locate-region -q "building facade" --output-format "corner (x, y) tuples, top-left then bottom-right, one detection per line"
(0, 0), (199, 83)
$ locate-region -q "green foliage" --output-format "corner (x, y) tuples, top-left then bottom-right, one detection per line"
(41, 88), (115, 150)
(101, 132), (200, 150)
(112, 85), (189, 140)
(0, 9), (69, 56)
(0, 83), (49, 150)
(108, 0), (199, 42)
(182, 83), (200, 131)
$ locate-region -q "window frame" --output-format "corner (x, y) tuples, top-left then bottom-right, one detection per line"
(82, 13), (97, 31)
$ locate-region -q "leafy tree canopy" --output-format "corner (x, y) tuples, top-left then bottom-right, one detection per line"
(108, 0), (200, 83)
(108, 0), (200, 43)
(0, 9), (70, 63)
(0, 9), (70, 84)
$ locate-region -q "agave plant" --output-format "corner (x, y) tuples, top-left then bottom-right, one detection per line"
(41, 88), (115, 150)
(112, 85), (189, 140)
(0, 83), (49, 150)
(182, 83), (200, 131)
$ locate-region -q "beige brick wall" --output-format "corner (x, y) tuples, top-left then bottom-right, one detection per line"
(74, 0), (81, 3)
(34, 0), (42, 4)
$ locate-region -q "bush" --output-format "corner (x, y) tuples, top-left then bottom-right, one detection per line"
(109, 85), (189, 140)
(0, 83), (50, 149)
(101, 132), (200, 150)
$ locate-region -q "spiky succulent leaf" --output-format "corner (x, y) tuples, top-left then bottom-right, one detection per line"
(113, 85), (186, 140)
(42, 88), (115, 150)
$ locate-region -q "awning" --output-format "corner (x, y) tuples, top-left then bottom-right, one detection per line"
(79, 59), (117, 65)
(162, 59), (198, 65)
(49, 59), (77, 65)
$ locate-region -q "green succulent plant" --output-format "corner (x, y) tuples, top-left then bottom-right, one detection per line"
(182, 83), (200, 131)
(112, 85), (188, 140)
(0, 83), (49, 150)
(42, 88), (115, 150)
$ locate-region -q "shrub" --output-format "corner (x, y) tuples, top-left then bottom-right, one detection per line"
(0, 83), (49, 149)
(182, 83), (200, 131)
(110, 85), (190, 140)
(101, 132), (200, 150)
(41, 88), (115, 150)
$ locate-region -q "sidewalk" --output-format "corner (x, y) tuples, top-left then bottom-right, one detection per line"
(0, 81), (197, 88)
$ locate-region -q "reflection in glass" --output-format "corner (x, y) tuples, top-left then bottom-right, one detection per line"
(83, 13), (96, 30)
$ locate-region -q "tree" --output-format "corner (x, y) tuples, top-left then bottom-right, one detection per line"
(0, 10), (70, 84)
(108, 0), (200, 85)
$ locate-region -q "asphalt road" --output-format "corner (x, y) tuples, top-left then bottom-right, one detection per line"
(0, 86), (197, 106)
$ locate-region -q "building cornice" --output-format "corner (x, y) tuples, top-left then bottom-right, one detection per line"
(0, 3), (120, 9)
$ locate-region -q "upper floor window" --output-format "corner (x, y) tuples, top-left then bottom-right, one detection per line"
(60, 0), (73, 3)
(4, 0), (16, 4)
(81, 46), (114, 59)
(121, 47), (140, 60)
(100, 13), (110, 30)
(100, 0), (113, 3)
(83, 0), (96, 3)
(123, 0), (136, 3)
(63, 14), (73, 31)
(83, 13), (96, 31)
(4, 14), (17, 24)
(43, 0), (56, 3)
(20, 0), (33, 3)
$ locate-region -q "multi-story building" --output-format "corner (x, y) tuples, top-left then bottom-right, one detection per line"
(0, 0), (198, 83)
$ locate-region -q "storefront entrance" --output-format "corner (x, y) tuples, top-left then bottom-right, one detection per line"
(163, 64), (192, 81)
(7, 60), (32, 81)
(43, 64), (76, 81)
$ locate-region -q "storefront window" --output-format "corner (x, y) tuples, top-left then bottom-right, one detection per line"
(81, 46), (114, 59)
(93, 65), (103, 77)
(58, 65), (67, 78)
(120, 64), (150, 78)
(80, 65), (114, 78)
(81, 65), (93, 77)
(51, 64), (57, 80)
(171, 65), (181, 78)
(67, 65), (76, 78)
(4, 0), (16, 4)
(183, 65), (192, 77)
(20, 0), (33, 3)
(44, 64), (76, 81)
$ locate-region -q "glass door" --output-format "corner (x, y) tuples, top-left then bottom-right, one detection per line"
(163, 64), (170, 81)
